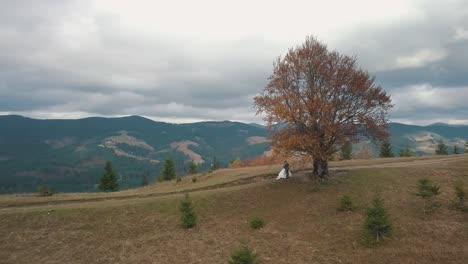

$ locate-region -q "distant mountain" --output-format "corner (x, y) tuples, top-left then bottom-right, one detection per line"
(386, 122), (468, 156)
(248, 123), (265, 129)
(0, 116), (466, 194)
(427, 122), (468, 128)
(0, 115), (270, 193)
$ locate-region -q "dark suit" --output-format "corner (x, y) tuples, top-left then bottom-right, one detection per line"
(283, 162), (290, 178)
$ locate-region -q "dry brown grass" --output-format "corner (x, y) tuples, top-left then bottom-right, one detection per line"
(0, 164), (280, 208)
(0, 155), (467, 263)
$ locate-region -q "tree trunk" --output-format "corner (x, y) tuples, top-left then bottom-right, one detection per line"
(313, 157), (329, 181)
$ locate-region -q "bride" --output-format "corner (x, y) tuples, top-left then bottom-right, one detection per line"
(276, 160), (292, 179)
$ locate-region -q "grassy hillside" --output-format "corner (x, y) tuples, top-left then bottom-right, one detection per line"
(1, 155), (466, 263)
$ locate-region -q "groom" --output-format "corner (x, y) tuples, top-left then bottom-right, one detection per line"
(283, 160), (290, 178)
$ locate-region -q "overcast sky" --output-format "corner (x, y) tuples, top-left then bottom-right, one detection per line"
(1, 0), (467, 125)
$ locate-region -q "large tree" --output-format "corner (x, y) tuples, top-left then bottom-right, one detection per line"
(254, 37), (392, 180)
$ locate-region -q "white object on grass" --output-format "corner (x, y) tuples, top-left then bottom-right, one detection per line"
(276, 168), (292, 179)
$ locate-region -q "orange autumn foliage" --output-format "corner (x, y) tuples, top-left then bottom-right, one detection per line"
(254, 36), (392, 179)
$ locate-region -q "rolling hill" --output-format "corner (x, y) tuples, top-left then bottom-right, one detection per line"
(0, 155), (466, 263)
(0, 115), (270, 193)
(0, 115), (467, 193)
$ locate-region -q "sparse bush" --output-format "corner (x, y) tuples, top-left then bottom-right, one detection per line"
(340, 141), (353, 160)
(229, 243), (258, 264)
(229, 158), (244, 168)
(353, 147), (373, 160)
(454, 181), (465, 209)
(249, 217), (265, 230)
(192, 177), (197, 183)
(435, 140), (448, 155)
(187, 160), (198, 174)
(338, 194), (356, 211)
(415, 178), (441, 214)
(176, 177), (182, 183)
(242, 152), (285, 167)
(37, 185), (53, 197)
(399, 147), (413, 157)
(365, 197), (392, 243)
(211, 157), (221, 171)
(179, 194), (197, 228)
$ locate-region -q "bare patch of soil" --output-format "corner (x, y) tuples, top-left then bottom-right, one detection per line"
(170, 140), (204, 164)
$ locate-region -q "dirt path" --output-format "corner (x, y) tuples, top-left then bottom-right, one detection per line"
(330, 155), (465, 170)
(1, 155), (465, 210)
(0, 173), (275, 210)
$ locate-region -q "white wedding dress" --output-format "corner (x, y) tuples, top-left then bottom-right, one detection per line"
(276, 168), (292, 179)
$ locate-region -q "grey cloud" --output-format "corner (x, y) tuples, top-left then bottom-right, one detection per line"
(374, 40), (468, 89)
(331, 0), (468, 124)
(1, 0), (468, 125)
(333, 0), (468, 86)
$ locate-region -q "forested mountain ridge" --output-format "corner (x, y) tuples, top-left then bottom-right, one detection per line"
(0, 115), (466, 193)
(0, 115), (269, 193)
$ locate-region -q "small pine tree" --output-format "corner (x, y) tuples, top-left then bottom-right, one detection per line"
(338, 194), (356, 211)
(365, 197), (392, 242)
(399, 147), (413, 157)
(187, 160), (198, 174)
(435, 140), (448, 155)
(454, 181), (465, 208)
(415, 178), (441, 214)
(179, 194), (197, 228)
(398, 148), (404, 157)
(229, 243), (258, 264)
(162, 157), (176, 181)
(99, 161), (119, 192)
(212, 157), (221, 171)
(340, 141), (353, 160)
(379, 139), (394, 158)
(141, 171), (149, 186)
(453, 145), (459, 154)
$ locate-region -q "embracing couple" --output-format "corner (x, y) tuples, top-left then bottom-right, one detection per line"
(276, 160), (292, 179)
